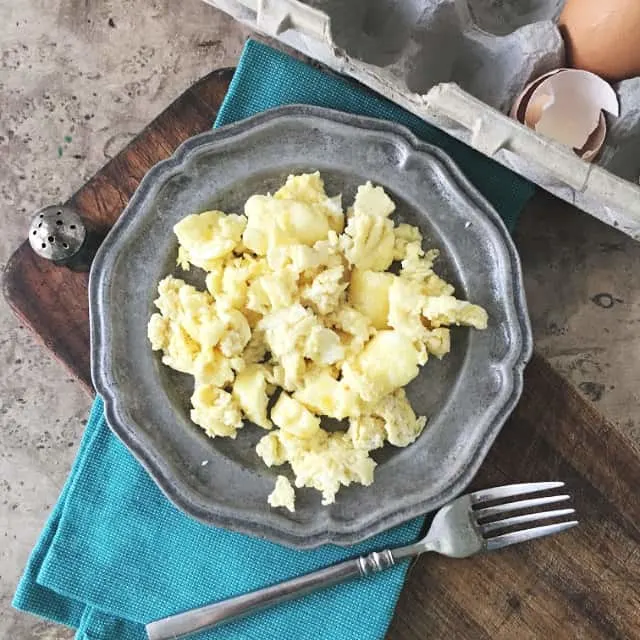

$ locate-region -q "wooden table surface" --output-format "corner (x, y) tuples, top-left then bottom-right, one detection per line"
(4, 67), (640, 639)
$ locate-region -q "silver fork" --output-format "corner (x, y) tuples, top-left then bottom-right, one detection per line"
(146, 482), (577, 640)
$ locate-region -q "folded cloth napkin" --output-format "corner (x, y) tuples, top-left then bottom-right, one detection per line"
(14, 39), (534, 640)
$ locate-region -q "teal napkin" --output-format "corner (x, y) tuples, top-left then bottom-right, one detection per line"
(13, 39), (534, 640)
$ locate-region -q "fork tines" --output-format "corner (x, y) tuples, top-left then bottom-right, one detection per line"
(470, 482), (578, 551)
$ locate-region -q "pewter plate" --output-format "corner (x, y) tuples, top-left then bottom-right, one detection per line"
(90, 105), (532, 548)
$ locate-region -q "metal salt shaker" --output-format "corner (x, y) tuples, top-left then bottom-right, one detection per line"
(28, 205), (100, 271)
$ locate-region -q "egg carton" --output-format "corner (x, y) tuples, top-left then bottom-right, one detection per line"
(205, 0), (640, 240)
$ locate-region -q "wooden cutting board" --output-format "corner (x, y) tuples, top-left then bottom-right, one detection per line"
(4, 67), (640, 639)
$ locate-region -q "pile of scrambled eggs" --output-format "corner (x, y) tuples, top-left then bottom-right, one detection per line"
(148, 173), (487, 512)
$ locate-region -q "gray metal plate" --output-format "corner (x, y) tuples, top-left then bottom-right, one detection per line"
(90, 105), (532, 548)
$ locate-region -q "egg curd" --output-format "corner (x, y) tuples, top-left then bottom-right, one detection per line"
(148, 173), (488, 510)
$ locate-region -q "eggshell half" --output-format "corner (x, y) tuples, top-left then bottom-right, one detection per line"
(528, 69), (618, 149)
(511, 69), (614, 164)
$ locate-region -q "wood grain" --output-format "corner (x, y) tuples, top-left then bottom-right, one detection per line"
(4, 66), (640, 639)
(391, 353), (640, 639)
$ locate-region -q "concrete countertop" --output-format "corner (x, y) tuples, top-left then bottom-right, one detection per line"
(1, 1), (638, 637)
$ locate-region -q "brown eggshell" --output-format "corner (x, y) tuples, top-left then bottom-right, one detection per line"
(576, 112), (607, 163)
(509, 68), (564, 122)
(560, 0), (640, 82)
(523, 93), (553, 128)
(513, 69), (608, 164)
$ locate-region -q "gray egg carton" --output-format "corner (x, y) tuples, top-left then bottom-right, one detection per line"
(205, 0), (640, 240)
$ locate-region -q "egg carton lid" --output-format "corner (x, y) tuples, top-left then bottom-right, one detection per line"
(206, 0), (640, 240)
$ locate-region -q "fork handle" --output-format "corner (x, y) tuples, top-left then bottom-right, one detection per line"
(145, 550), (396, 640)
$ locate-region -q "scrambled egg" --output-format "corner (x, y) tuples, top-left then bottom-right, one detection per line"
(268, 475), (295, 512)
(148, 172), (488, 511)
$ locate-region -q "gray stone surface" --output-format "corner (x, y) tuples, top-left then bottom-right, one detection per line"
(0, 1), (248, 637)
(0, 0), (638, 637)
(516, 193), (640, 443)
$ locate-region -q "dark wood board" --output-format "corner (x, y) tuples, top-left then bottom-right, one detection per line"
(4, 66), (640, 639)
(392, 352), (640, 639)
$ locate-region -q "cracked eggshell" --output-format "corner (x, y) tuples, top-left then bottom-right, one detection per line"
(528, 69), (618, 149)
(577, 112), (607, 163)
(511, 68), (618, 163)
(509, 68), (563, 121)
